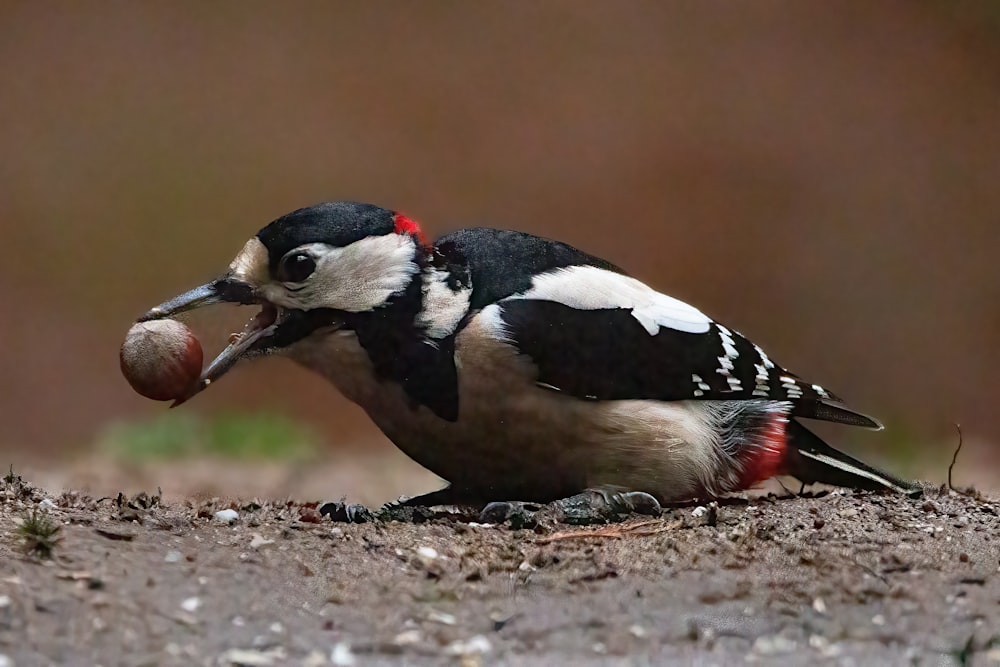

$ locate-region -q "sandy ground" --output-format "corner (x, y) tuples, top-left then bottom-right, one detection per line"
(2, 464), (999, 667)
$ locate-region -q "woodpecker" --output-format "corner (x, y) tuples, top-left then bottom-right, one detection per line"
(139, 201), (919, 510)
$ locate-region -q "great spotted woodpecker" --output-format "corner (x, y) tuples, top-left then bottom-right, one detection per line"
(139, 201), (919, 512)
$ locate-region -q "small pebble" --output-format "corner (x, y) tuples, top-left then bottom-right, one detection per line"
(0, 595), (10, 609)
(416, 546), (439, 560)
(331, 642), (356, 666)
(691, 506), (708, 517)
(628, 624), (647, 638)
(180, 596), (201, 613)
(164, 551), (183, 563)
(753, 635), (797, 655)
(445, 635), (492, 656)
(39, 498), (56, 509)
(216, 648), (276, 666)
(393, 629), (422, 646)
(0, 654), (10, 667)
(215, 509), (239, 524)
(426, 609), (457, 625)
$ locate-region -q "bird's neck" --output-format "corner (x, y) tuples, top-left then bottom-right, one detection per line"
(334, 249), (470, 420)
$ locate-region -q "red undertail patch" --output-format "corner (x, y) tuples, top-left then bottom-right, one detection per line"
(393, 213), (429, 247)
(742, 412), (789, 486)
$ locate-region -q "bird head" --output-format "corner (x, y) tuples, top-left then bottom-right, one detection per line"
(137, 201), (429, 403)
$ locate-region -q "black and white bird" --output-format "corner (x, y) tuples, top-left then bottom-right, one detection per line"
(139, 201), (918, 510)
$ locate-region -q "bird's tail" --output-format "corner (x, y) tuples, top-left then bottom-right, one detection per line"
(783, 420), (921, 496)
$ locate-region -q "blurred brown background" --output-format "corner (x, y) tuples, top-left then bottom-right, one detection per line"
(2, 1), (998, 499)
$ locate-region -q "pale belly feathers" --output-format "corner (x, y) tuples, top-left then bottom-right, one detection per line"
(285, 315), (737, 502)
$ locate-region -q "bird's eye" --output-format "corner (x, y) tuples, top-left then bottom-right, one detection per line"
(279, 253), (316, 283)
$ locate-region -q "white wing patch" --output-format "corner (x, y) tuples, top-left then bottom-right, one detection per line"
(508, 265), (712, 335)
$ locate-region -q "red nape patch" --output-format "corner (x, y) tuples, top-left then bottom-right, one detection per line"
(393, 213), (429, 246)
(741, 413), (789, 486)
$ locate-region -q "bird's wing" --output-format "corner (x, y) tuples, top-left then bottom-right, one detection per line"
(484, 265), (881, 429)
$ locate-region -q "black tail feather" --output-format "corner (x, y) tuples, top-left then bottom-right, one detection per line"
(785, 420), (921, 496)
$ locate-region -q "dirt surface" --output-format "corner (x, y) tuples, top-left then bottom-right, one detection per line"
(2, 470), (999, 667)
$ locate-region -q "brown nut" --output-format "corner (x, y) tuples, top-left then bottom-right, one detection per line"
(120, 319), (204, 401)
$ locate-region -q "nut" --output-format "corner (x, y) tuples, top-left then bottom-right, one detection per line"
(120, 320), (203, 401)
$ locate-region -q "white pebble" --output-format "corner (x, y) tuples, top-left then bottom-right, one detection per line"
(217, 648), (275, 666)
(0, 595), (10, 609)
(393, 629), (422, 646)
(628, 624), (647, 638)
(445, 635), (492, 656)
(426, 609), (456, 625)
(0, 653), (10, 667)
(39, 498), (56, 509)
(331, 642), (355, 666)
(812, 597), (827, 614)
(416, 546), (439, 560)
(691, 506), (708, 517)
(164, 550), (183, 563)
(215, 509), (239, 524)
(180, 596), (201, 613)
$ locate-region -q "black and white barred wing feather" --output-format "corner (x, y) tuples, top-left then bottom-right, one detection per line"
(486, 265), (881, 429)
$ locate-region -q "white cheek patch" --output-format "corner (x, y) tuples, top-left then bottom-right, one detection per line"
(416, 267), (472, 339)
(266, 235), (421, 313)
(509, 265), (712, 335)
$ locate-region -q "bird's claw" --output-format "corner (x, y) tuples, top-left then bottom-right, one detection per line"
(318, 501), (374, 523)
(556, 488), (662, 524)
(478, 501), (542, 528)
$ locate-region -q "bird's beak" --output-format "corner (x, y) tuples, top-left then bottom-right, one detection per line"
(137, 278), (258, 321)
(137, 275), (280, 406)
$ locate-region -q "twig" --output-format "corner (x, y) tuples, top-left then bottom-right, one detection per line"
(536, 519), (681, 544)
(948, 423), (963, 493)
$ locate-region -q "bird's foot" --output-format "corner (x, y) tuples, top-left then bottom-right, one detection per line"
(318, 501), (375, 523)
(478, 501), (544, 528)
(480, 488), (662, 527)
(318, 486), (663, 526)
(555, 487), (663, 525)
